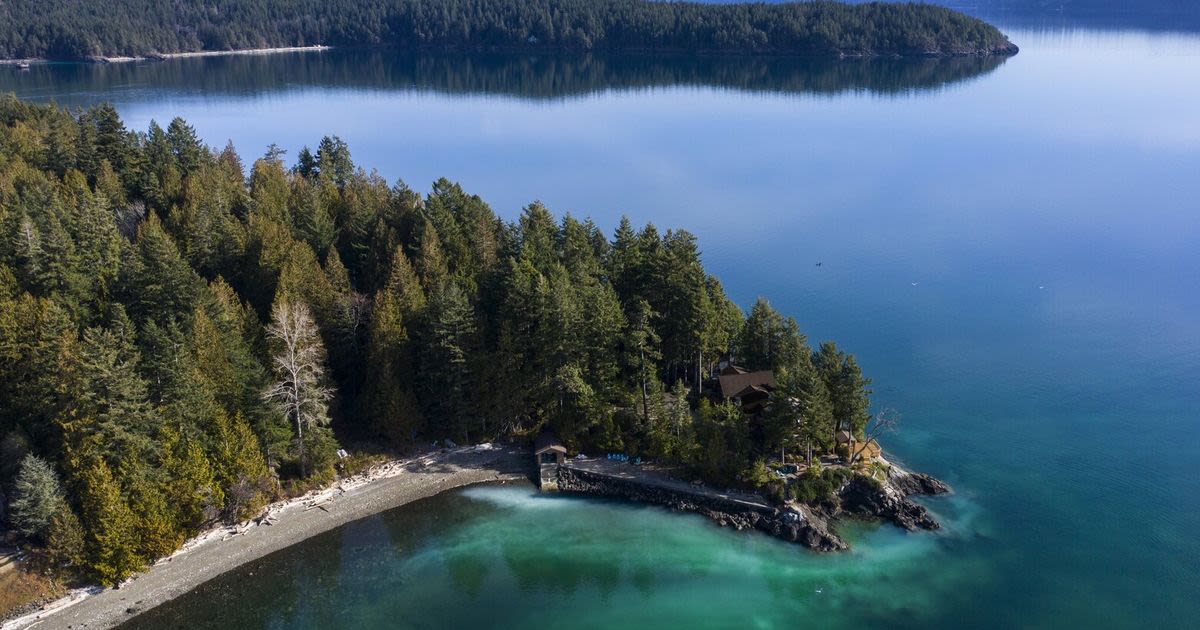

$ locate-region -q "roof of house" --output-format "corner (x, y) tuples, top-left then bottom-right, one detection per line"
(718, 370), (776, 398)
(719, 364), (749, 376)
(534, 433), (567, 455)
(733, 384), (772, 399)
(851, 440), (882, 460)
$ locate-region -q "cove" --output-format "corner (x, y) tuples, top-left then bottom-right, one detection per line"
(122, 484), (976, 629)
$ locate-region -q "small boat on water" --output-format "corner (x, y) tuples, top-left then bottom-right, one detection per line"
(15, 62), (32, 70)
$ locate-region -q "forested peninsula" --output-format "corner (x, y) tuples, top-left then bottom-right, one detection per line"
(0, 94), (939, 603)
(0, 0), (1018, 61)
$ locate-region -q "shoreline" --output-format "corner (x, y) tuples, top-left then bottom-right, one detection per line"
(2, 444), (529, 630)
(1, 444), (948, 629)
(0, 41), (1018, 67)
(554, 454), (949, 553)
(0, 45), (332, 66)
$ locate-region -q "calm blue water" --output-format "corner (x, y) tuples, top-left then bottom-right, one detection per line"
(6, 23), (1199, 629)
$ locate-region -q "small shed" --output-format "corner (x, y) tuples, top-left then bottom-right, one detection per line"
(534, 433), (566, 466)
(836, 430), (881, 461)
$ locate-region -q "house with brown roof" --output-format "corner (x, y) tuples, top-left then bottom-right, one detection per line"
(717, 368), (776, 414)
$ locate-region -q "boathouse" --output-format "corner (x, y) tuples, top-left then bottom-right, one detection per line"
(535, 433), (566, 490)
(535, 433), (566, 465)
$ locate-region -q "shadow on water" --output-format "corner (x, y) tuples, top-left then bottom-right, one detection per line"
(1, 49), (1011, 104)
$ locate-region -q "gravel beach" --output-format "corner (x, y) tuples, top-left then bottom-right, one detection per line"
(4, 445), (530, 630)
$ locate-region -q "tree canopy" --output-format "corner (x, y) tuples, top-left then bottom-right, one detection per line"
(0, 96), (877, 584)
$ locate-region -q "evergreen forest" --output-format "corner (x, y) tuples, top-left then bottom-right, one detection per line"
(0, 97), (873, 584)
(0, 0), (1017, 61)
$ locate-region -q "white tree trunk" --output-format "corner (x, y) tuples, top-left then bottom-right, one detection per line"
(263, 299), (333, 477)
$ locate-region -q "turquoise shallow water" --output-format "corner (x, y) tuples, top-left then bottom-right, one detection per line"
(124, 485), (990, 630)
(5, 22), (1199, 629)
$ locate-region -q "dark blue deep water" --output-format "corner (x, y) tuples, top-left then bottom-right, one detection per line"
(5, 22), (1198, 629)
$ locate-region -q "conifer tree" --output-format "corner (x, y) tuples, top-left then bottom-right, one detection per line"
(418, 281), (477, 441)
(292, 177), (337, 257)
(117, 213), (204, 326)
(94, 160), (126, 207)
(616, 298), (657, 423)
(161, 430), (223, 531)
(382, 246), (426, 316)
(657, 229), (707, 381)
(701, 276), (742, 375)
(814, 341), (872, 439)
(519, 202), (560, 274)
(0, 293), (74, 445)
(59, 322), (159, 468)
(74, 454), (143, 585)
(212, 412), (272, 521)
(165, 117), (206, 177)
(173, 165), (246, 279)
(608, 216), (641, 303)
(79, 104), (130, 181)
(249, 157), (292, 224)
(361, 248), (425, 443)
(559, 214), (601, 280)
(120, 459), (183, 560)
(316, 136), (353, 189)
(737, 297), (809, 375)
(45, 502), (86, 571)
(9, 454), (66, 541)
(197, 279), (274, 429)
(549, 363), (598, 446)
(415, 219), (449, 291)
(577, 281), (625, 398)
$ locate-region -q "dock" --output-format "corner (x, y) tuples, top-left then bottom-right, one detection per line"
(557, 456), (772, 512)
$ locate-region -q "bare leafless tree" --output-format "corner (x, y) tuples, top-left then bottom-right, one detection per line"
(850, 408), (900, 466)
(262, 299), (333, 476)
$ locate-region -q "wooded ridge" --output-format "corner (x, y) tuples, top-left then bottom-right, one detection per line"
(0, 0), (1018, 61)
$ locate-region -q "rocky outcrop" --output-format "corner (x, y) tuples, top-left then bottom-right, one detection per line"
(555, 467), (848, 551)
(835, 465), (951, 532)
(887, 467), (952, 497)
(554, 460), (951, 551)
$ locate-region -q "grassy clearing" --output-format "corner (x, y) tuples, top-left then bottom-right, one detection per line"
(0, 556), (67, 620)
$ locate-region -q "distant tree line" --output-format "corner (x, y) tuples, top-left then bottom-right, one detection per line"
(0, 0), (1017, 61)
(0, 96), (874, 585)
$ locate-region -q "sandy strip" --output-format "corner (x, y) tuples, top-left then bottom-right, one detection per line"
(4, 444), (530, 630)
(154, 45), (332, 60)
